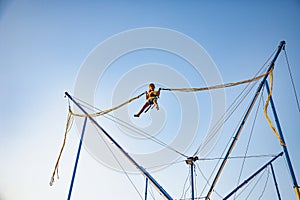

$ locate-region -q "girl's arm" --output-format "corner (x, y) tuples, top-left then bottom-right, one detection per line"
(157, 88), (161, 96)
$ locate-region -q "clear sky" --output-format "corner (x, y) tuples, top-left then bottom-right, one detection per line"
(1, 1), (300, 200)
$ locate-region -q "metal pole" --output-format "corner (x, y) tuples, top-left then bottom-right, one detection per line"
(186, 157), (198, 200)
(223, 152), (283, 200)
(206, 41), (286, 200)
(145, 178), (148, 200)
(191, 162), (195, 200)
(67, 117), (87, 200)
(265, 81), (300, 200)
(270, 163), (282, 200)
(65, 92), (173, 200)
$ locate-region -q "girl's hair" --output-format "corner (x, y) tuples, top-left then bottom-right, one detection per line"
(149, 83), (155, 88)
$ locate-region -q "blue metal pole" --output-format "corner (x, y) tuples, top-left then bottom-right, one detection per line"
(186, 157), (198, 200)
(265, 81), (300, 199)
(191, 163), (195, 200)
(67, 117), (87, 200)
(270, 163), (282, 200)
(145, 178), (148, 200)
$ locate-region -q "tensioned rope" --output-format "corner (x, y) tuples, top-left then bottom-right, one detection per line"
(234, 90), (263, 200)
(284, 48), (300, 112)
(160, 72), (269, 92)
(90, 120), (144, 200)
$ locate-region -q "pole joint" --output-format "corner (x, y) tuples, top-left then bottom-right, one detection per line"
(185, 156), (198, 165)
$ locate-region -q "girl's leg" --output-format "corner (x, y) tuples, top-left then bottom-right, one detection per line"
(153, 100), (159, 110)
(134, 102), (150, 117)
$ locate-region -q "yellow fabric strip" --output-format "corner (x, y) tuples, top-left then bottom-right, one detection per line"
(50, 109), (73, 186)
(263, 70), (286, 146)
(294, 186), (300, 200)
(162, 72), (269, 92)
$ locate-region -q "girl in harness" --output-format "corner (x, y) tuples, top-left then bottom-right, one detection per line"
(134, 83), (161, 117)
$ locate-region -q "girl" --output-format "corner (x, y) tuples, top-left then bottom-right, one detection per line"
(134, 83), (161, 117)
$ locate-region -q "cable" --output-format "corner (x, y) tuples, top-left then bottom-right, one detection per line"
(194, 76), (259, 157)
(194, 63), (271, 157)
(194, 47), (277, 157)
(196, 48), (277, 199)
(258, 167), (270, 200)
(195, 162), (223, 199)
(244, 169), (267, 200)
(234, 90), (263, 200)
(284, 48), (300, 112)
(199, 106), (251, 198)
(90, 120), (144, 200)
(145, 159), (185, 170)
(180, 169), (191, 200)
(72, 96), (189, 158)
(197, 154), (278, 161)
(101, 112), (188, 158)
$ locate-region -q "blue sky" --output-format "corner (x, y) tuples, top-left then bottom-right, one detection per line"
(1, 1), (300, 200)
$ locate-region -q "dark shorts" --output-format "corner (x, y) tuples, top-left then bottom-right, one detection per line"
(148, 97), (158, 105)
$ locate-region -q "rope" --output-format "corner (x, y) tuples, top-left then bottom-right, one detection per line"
(263, 69), (286, 146)
(244, 169), (267, 200)
(90, 121), (144, 200)
(50, 107), (73, 186)
(198, 154), (278, 161)
(195, 162), (223, 199)
(284, 48), (300, 112)
(234, 91), (263, 200)
(194, 71), (263, 157)
(180, 169), (191, 200)
(98, 109), (189, 158)
(161, 72), (269, 92)
(258, 167), (270, 200)
(70, 97), (189, 158)
(145, 159), (185, 170)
